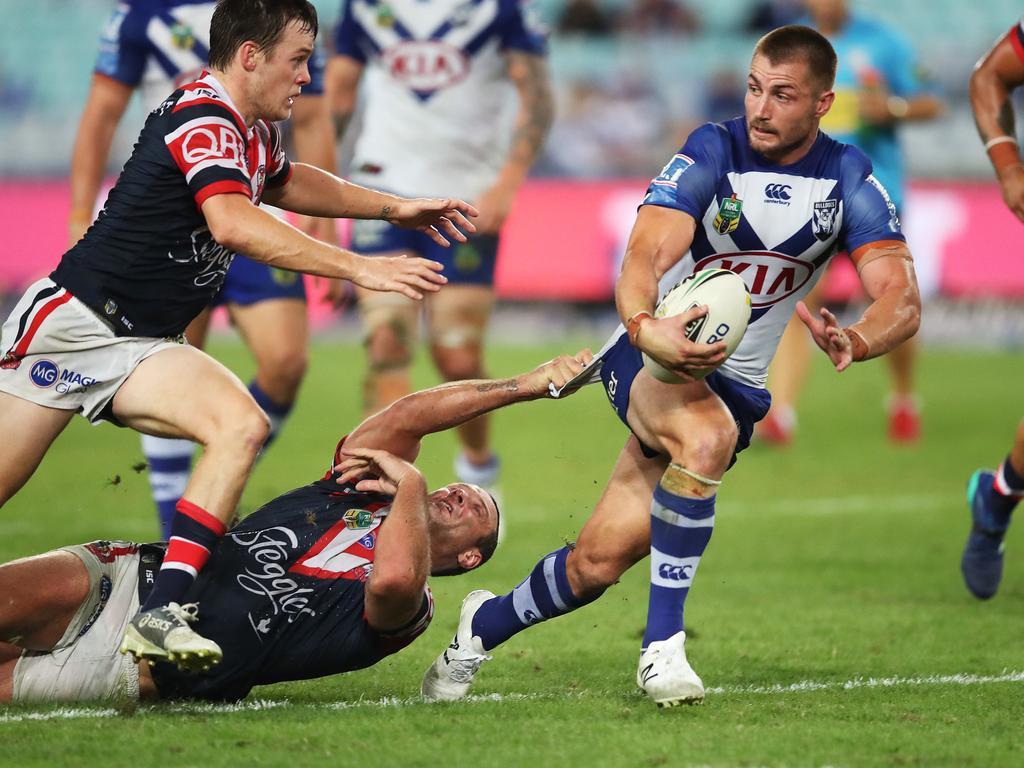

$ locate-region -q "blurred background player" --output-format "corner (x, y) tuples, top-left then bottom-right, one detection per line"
(757, 0), (942, 445)
(67, 0), (345, 540)
(960, 18), (1024, 599)
(327, 0), (554, 498)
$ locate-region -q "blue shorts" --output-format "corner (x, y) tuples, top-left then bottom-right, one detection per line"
(212, 255), (307, 307)
(351, 220), (499, 286)
(597, 331), (772, 465)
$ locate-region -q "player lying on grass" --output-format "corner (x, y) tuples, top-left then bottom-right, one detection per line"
(0, 352), (589, 703)
(422, 25), (921, 709)
(0, 0), (476, 672)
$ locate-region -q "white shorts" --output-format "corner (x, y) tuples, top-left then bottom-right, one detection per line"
(12, 541), (142, 703)
(0, 278), (185, 423)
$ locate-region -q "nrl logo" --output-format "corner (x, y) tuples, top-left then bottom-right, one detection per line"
(713, 195), (743, 235)
(343, 508), (375, 529)
(812, 199), (838, 241)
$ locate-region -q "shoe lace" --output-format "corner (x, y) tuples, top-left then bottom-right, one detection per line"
(447, 653), (489, 684)
(172, 602), (201, 623)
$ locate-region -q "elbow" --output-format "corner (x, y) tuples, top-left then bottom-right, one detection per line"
(206, 210), (245, 252)
(366, 570), (424, 605)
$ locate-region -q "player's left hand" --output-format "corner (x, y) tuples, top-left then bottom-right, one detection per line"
(389, 198), (479, 247)
(858, 88), (895, 126)
(796, 301), (854, 372)
(472, 184), (517, 235)
(521, 348), (594, 397)
(334, 446), (424, 495)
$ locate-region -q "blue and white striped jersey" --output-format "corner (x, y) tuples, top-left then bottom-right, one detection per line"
(334, 0), (546, 200)
(94, 0), (325, 114)
(644, 117), (904, 388)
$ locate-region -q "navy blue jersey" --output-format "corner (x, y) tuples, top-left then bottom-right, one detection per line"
(150, 473), (433, 701)
(51, 72), (291, 338)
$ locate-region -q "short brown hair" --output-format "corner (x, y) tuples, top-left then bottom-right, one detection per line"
(753, 25), (837, 91)
(208, 0), (318, 71)
(432, 495), (500, 578)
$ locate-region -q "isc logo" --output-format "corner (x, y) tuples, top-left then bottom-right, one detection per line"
(383, 41), (469, 92)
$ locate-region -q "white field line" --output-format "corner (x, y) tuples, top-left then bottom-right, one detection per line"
(2, 671), (1021, 723)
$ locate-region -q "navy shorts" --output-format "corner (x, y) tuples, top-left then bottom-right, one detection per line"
(350, 220), (499, 286)
(212, 255), (307, 307)
(597, 331), (772, 464)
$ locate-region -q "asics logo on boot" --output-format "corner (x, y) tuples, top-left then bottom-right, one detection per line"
(139, 615), (174, 631)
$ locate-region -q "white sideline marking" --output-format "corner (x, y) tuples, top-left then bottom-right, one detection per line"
(2, 672), (1021, 723)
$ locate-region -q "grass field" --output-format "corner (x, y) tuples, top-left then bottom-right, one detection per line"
(2, 336), (1022, 767)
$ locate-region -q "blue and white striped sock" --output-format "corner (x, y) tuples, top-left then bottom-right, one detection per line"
(471, 546), (595, 651)
(248, 380), (294, 451)
(141, 435), (194, 541)
(644, 486), (716, 648)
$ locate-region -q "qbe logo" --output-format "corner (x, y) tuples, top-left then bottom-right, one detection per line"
(30, 359), (59, 388)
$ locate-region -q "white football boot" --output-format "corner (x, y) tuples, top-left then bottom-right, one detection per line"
(636, 630), (705, 707)
(421, 590), (495, 701)
(121, 602), (222, 672)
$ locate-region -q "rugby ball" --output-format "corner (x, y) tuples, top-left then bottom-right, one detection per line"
(642, 268), (751, 383)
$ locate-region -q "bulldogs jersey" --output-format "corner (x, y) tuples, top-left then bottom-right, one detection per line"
(151, 473), (433, 701)
(334, 0), (546, 200)
(94, 0), (325, 114)
(644, 118), (904, 389)
(51, 73), (291, 338)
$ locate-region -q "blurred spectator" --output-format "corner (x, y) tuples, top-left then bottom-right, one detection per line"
(557, 0), (615, 36)
(744, 0), (804, 34)
(704, 68), (745, 123)
(618, 0), (701, 37)
(0, 66), (32, 113)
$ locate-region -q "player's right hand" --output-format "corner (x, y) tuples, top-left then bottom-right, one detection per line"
(522, 349), (593, 397)
(998, 164), (1024, 222)
(639, 306), (728, 381)
(334, 446), (425, 495)
(352, 253), (447, 300)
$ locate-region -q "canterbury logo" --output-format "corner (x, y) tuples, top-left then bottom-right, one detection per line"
(639, 663), (658, 685)
(764, 183), (792, 201)
(658, 563), (694, 581)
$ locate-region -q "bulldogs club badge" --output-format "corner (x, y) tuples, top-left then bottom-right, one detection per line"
(813, 200), (838, 241)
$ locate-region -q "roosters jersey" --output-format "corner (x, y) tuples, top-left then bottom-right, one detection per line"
(643, 117), (904, 389)
(1009, 17), (1024, 64)
(94, 0), (325, 114)
(51, 72), (291, 338)
(151, 473), (433, 701)
(334, 0), (546, 200)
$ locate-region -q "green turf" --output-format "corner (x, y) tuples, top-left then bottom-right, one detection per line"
(2, 338), (1022, 767)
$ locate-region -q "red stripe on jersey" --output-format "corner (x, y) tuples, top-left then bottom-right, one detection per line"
(13, 291), (73, 356)
(176, 498), (227, 535)
(165, 537), (212, 570)
(194, 181), (252, 210)
(1010, 26), (1024, 65)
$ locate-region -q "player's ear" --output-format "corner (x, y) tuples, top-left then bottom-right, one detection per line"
(457, 548), (483, 572)
(815, 88), (835, 119)
(240, 40), (261, 72)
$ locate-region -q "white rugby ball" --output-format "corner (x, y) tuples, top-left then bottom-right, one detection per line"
(642, 268), (751, 383)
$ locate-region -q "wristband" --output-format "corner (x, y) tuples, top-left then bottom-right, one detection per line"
(844, 327), (869, 362)
(985, 137), (1022, 175)
(626, 311), (653, 347)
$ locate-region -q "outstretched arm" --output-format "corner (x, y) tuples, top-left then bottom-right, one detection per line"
(970, 27), (1024, 221)
(342, 352), (592, 465)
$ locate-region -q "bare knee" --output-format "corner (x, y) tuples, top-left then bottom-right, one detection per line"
(257, 348), (308, 398)
(204, 402), (270, 460)
(566, 539), (641, 598)
(432, 344), (483, 382)
(366, 321), (414, 371)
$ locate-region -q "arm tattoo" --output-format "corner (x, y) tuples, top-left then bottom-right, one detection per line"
(508, 55), (554, 168)
(381, 205), (392, 219)
(475, 379), (518, 393)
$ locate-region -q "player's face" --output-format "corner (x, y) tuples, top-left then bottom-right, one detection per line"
(426, 483), (498, 567)
(251, 21), (314, 122)
(745, 53), (834, 165)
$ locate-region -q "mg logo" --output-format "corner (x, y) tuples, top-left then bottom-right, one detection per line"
(30, 359), (59, 388)
(764, 183), (792, 202)
(383, 41), (469, 92)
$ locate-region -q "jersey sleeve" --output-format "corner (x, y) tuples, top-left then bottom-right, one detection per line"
(333, 0), (375, 63)
(1010, 18), (1024, 64)
(498, 0), (548, 55)
(265, 122), (292, 189)
(94, 1), (150, 87)
(641, 123), (724, 221)
(839, 149), (905, 254)
(164, 92), (252, 208)
(375, 587), (435, 647)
